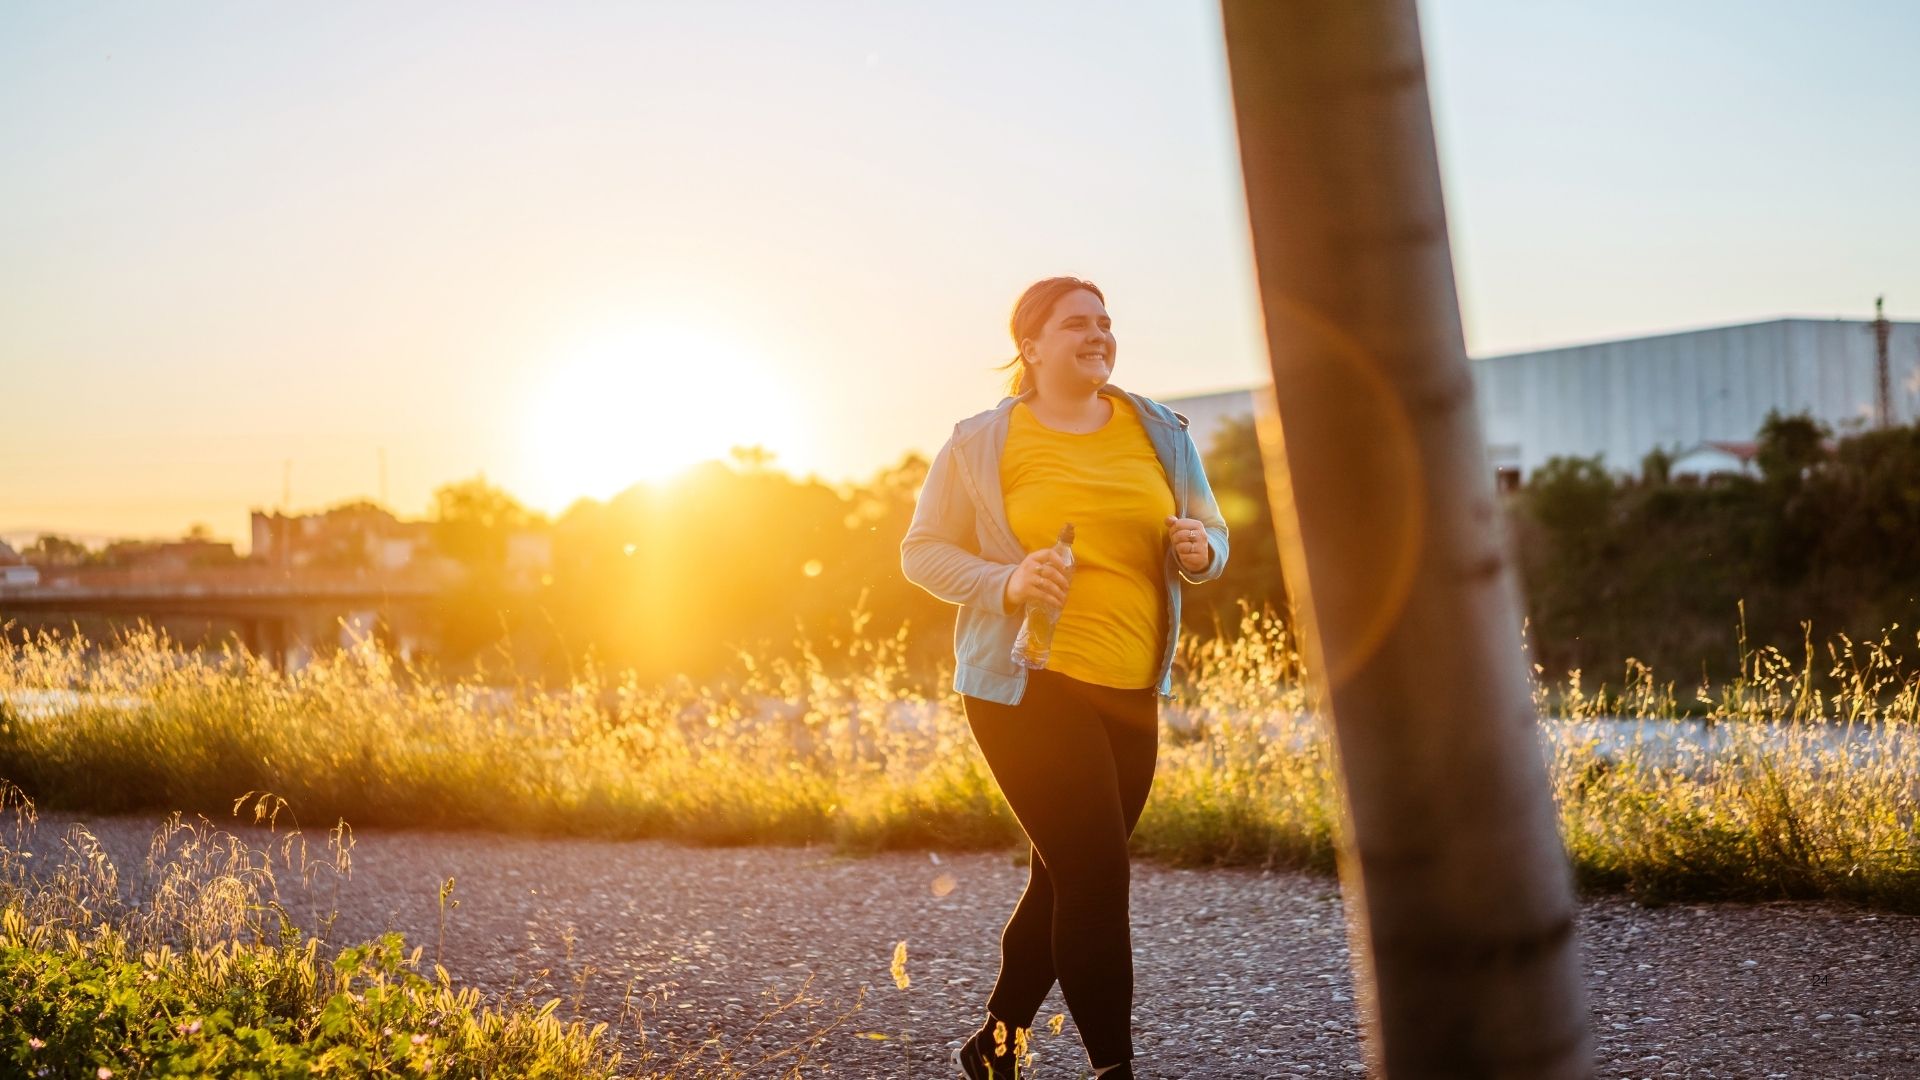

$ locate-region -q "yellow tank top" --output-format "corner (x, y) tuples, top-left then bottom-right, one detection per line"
(1001, 395), (1175, 689)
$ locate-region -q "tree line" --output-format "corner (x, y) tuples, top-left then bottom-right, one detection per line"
(426, 429), (1286, 685)
(1512, 412), (1920, 685)
(423, 411), (1919, 690)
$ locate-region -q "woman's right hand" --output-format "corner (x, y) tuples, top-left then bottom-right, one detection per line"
(1005, 547), (1071, 611)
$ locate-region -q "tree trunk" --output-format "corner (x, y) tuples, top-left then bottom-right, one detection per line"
(1217, 2), (1592, 1075)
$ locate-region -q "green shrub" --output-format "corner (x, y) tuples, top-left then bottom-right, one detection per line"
(0, 924), (621, 1079)
(0, 786), (878, 1079)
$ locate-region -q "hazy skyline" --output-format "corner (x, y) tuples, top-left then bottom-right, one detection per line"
(5, 1), (1917, 548)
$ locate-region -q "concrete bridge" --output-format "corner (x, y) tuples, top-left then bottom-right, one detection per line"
(0, 570), (444, 669)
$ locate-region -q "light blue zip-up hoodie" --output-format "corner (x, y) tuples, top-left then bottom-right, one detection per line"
(900, 383), (1229, 705)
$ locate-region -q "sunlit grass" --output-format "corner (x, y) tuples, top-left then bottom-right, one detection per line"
(1, 609), (1917, 910)
(1544, 620), (1920, 907)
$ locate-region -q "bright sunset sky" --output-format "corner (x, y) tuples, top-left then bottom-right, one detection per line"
(4, 1), (1917, 549)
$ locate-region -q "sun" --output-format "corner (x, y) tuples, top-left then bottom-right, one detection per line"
(517, 324), (806, 509)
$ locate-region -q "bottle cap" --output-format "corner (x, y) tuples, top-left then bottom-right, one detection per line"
(1057, 523), (1075, 545)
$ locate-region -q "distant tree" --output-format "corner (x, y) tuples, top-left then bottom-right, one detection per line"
(186, 522), (215, 541)
(1748, 411), (1833, 578)
(1638, 445), (1674, 487)
(325, 498), (393, 519)
(1198, 415), (1289, 627)
(1805, 424), (1920, 593)
(429, 474), (543, 569)
(422, 477), (550, 676)
(824, 452), (956, 671)
(1516, 455), (1621, 665)
(23, 534), (92, 567)
(1755, 410), (1830, 490)
(728, 445), (777, 472)
(538, 456), (859, 682)
(1522, 455), (1614, 549)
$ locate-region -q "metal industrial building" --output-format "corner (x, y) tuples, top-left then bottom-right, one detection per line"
(1166, 315), (1920, 483)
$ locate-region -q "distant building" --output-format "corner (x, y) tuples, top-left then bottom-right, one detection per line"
(251, 503), (434, 572)
(0, 542), (39, 589)
(1670, 441), (1759, 481)
(248, 503), (550, 584)
(1159, 387), (1269, 461)
(1163, 316), (1920, 481)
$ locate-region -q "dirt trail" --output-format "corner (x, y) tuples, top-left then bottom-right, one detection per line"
(34, 815), (1920, 1079)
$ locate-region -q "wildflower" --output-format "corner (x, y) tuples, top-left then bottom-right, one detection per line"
(890, 940), (909, 990)
(176, 1019), (201, 1035)
(99, 1069), (114, 1079)
(411, 1033), (428, 1046)
(27, 1037), (43, 1049)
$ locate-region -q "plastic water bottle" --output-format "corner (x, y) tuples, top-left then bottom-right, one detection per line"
(1011, 523), (1076, 670)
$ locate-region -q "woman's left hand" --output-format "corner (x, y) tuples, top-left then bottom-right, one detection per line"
(1165, 515), (1212, 573)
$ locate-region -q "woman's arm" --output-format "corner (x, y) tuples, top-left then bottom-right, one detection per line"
(1178, 427), (1230, 585)
(901, 437), (1018, 615)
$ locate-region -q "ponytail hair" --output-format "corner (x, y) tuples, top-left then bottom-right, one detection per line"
(996, 276), (1105, 397)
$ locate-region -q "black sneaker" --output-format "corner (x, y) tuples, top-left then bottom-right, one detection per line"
(949, 1027), (1018, 1079)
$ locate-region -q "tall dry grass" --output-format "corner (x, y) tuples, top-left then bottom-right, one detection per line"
(1, 609), (1916, 909)
(1544, 619), (1920, 906)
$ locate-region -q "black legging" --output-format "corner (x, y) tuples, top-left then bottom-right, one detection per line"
(962, 667), (1159, 1069)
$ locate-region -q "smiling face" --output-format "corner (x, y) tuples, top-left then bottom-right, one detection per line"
(1021, 288), (1116, 397)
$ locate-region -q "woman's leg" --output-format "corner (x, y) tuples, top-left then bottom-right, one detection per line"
(963, 671), (1159, 1069)
(983, 683), (1159, 1033)
(985, 840), (1056, 1031)
(1082, 678), (1159, 1071)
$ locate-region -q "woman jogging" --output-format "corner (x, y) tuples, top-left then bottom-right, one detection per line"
(901, 277), (1229, 1080)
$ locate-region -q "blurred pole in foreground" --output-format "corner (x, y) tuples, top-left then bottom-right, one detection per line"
(1217, 2), (1591, 1075)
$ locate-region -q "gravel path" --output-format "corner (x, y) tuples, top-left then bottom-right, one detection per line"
(30, 814), (1920, 1079)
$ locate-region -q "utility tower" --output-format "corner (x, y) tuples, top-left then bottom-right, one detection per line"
(1873, 296), (1892, 429)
